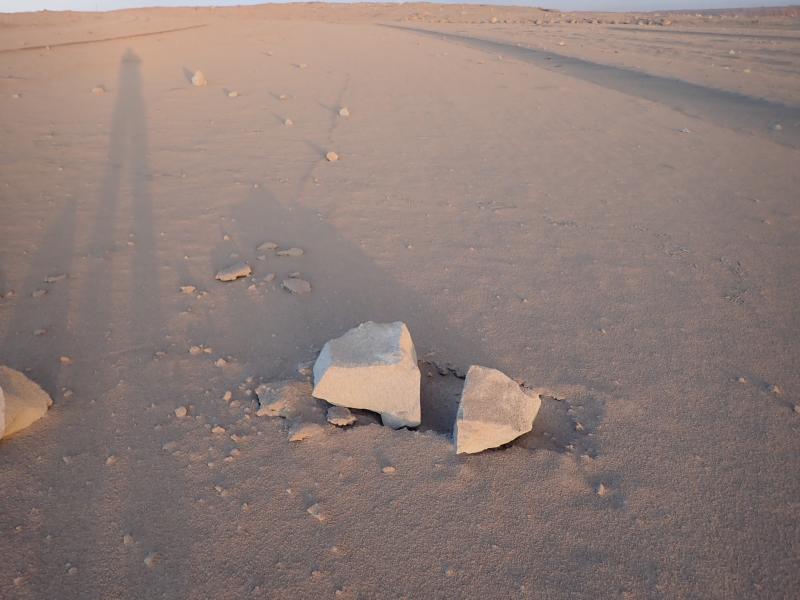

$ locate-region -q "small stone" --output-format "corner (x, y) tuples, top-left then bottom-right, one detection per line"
(297, 63), (308, 69)
(382, 466), (396, 474)
(227, 90), (240, 98)
(211, 425), (225, 434)
(215, 262), (252, 282)
(737, 376), (747, 384)
(771, 124), (783, 131)
(596, 483), (608, 496)
(180, 285), (196, 294)
(257, 241), (278, 251)
(33, 329), (46, 337)
(223, 391), (232, 402)
(338, 107), (350, 117)
(454, 365), (541, 454)
(306, 503), (326, 521)
(264, 273), (276, 283)
(189, 346), (203, 355)
(769, 384), (783, 396)
(91, 86), (106, 95)
(288, 272), (301, 278)
(143, 553), (158, 568)
(174, 406), (188, 418)
(277, 247), (304, 257)
(44, 274), (66, 283)
(59, 356), (72, 365)
(32, 289), (47, 298)
(278, 93), (288, 100)
(13, 576), (24, 586)
(123, 534), (134, 546)
(284, 118), (293, 127)
(729, 49), (736, 55)
(793, 404), (800, 414)
(191, 71), (207, 86)
(326, 405), (356, 426)
(215, 358), (228, 368)
(313, 321), (421, 428)
(288, 422), (324, 441)
(325, 151), (339, 162)
(105, 455), (117, 466)
(281, 278), (311, 295)
(0, 366), (53, 439)
(67, 566), (78, 576)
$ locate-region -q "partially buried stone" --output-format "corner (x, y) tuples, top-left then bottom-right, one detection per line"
(277, 247), (303, 257)
(0, 366), (53, 440)
(281, 278), (311, 295)
(191, 71), (207, 86)
(453, 365), (541, 454)
(326, 405), (356, 426)
(288, 422), (324, 442)
(215, 262), (251, 282)
(312, 321), (421, 428)
(257, 241), (278, 252)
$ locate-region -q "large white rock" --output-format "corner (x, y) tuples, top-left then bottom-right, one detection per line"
(312, 322), (420, 428)
(0, 366), (52, 440)
(454, 365), (541, 454)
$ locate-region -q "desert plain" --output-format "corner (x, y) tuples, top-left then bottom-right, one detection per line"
(0, 3), (799, 598)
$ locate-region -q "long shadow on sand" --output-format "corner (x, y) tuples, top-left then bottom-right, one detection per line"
(385, 25), (800, 149)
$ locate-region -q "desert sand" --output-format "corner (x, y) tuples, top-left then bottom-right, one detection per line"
(0, 3), (799, 598)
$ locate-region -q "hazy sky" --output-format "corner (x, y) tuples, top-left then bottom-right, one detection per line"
(0, 0), (795, 14)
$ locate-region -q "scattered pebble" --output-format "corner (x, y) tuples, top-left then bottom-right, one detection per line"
(174, 406), (188, 418)
(771, 124), (783, 131)
(31, 289), (47, 298)
(105, 455), (117, 466)
(281, 278), (311, 295)
(211, 425), (226, 434)
(596, 483), (608, 497)
(180, 285), (196, 294)
(44, 274), (66, 283)
(325, 151), (339, 162)
(338, 107), (350, 117)
(191, 71), (207, 86)
(33, 329), (46, 337)
(123, 534), (134, 546)
(215, 358), (228, 368)
(189, 345), (203, 355)
(91, 86), (106, 95)
(59, 356), (72, 365)
(223, 391), (233, 402)
(277, 247), (304, 257)
(67, 566), (78, 576)
(306, 503), (326, 521)
(326, 405), (356, 426)
(737, 376), (747, 384)
(257, 241), (278, 251)
(264, 273), (276, 283)
(284, 118), (293, 127)
(143, 553), (158, 568)
(215, 262), (252, 282)
(768, 384), (783, 396)
(382, 466), (396, 474)
(227, 90), (240, 98)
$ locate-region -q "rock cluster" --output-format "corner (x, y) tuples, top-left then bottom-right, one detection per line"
(274, 321), (540, 452)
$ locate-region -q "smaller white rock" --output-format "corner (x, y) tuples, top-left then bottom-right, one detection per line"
(174, 406), (188, 418)
(277, 247), (304, 257)
(325, 151), (339, 162)
(454, 365), (541, 454)
(338, 107), (350, 117)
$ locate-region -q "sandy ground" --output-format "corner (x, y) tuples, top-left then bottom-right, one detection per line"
(1, 4), (799, 599)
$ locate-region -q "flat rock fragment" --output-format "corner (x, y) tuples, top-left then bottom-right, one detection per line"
(454, 365), (541, 454)
(281, 278), (311, 295)
(215, 262), (251, 282)
(0, 366), (53, 440)
(312, 321), (421, 428)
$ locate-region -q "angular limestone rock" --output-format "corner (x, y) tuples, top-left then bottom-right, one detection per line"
(191, 71), (207, 86)
(0, 366), (53, 440)
(281, 278), (311, 295)
(312, 322), (420, 428)
(454, 365), (541, 454)
(215, 262), (251, 282)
